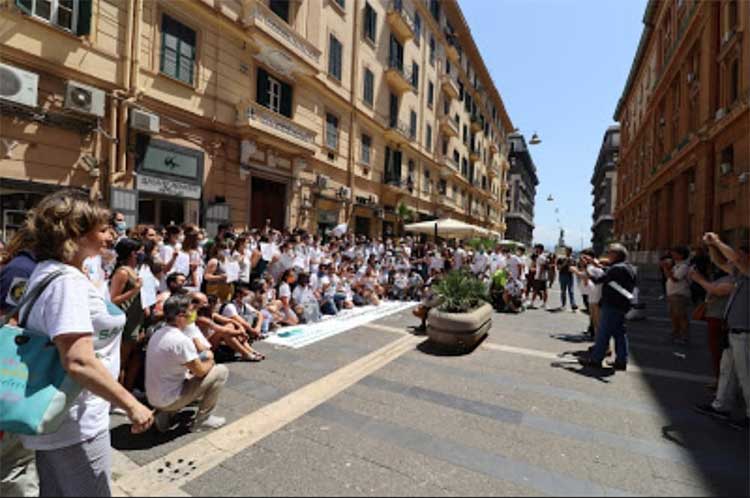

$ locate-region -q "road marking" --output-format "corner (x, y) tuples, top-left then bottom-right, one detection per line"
(367, 323), (714, 384)
(113, 333), (423, 496)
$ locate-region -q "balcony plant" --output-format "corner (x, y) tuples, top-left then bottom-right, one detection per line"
(426, 270), (492, 353)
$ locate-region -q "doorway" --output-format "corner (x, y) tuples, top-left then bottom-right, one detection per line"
(251, 177), (287, 230)
(138, 195), (187, 227)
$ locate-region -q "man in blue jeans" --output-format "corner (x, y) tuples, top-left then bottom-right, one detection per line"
(579, 243), (636, 371)
(557, 246), (578, 312)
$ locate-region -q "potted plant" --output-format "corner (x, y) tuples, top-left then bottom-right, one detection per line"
(427, 270), (492, 352)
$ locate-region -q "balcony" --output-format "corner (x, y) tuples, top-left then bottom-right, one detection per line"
(440, 73), (459, 101)
(469, 147), (481, 163)
(470, 115), (482, 133)
(384, 60), (414, 95)
(487, 163), (500, 178)
(438, 114), (459, 137)
(438, 154), (459, 177)
(384, 117), (412, 145)
(241, 101), (317, 154)
(489, 142), (498, 154)
(386, 0), (415, 43)
(242, 0), (321, 74)
(445, 31), (460, 62)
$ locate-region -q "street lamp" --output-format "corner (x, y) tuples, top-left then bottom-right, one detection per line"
(529, 132), (542, 145)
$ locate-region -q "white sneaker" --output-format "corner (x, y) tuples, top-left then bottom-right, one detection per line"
(191, 415), (226, 432)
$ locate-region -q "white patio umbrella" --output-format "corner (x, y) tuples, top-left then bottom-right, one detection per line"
(404, 218), (490, 239)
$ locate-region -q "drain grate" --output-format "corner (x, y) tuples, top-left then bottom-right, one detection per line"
(155, 458), (198, 482)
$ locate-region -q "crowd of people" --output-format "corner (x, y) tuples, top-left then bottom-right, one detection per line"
(0, 188), (748, 497)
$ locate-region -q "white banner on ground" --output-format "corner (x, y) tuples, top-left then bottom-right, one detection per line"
(264, 301), (417, 349)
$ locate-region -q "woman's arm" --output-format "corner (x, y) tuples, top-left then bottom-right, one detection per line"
(109, 269), (140, 306)
(708, 234), (750, 275)
(689, 271), (734, 296)
(54, 334), (153, 433)
(204, 259), (227, 283)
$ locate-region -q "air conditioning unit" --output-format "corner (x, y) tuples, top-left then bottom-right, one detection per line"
(0, 63), (38, 108)
(374, 208), (385, 218)
(315, 174), (330, 190)
(338, 186), (352, 199)
(65, 81), (105, 117)
(130, 109), (160, 134)
(720, 162), (732, 175)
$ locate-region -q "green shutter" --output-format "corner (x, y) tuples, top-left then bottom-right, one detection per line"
(76, 0), (93, 36)
(256, 68), (270, 106)
(279, 80), (293, 118)
(16, 0), (32, 15)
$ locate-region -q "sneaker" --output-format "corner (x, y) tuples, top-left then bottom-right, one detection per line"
(154, 411), (174, 433)
(191, 415), (226, 432)
(578, 357), (604, 369)
(692, 403), (730, 421)
(606, 360), (627, 371)
(727, 417), (749, 431)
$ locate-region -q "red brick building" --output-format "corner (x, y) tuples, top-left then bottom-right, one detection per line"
(613, 0), (749, 263)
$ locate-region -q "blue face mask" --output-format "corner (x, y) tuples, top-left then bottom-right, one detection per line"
(115, 221), (127, 234)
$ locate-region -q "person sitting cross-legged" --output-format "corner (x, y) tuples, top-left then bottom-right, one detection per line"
(146, 294), (229, 433)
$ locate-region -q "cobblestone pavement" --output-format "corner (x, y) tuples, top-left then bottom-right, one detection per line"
(110, 286), (749, 496)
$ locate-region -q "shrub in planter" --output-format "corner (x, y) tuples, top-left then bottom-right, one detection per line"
(426, 270), (492, 353)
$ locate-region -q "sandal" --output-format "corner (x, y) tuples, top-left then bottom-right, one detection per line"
(242, 352), (263, 362)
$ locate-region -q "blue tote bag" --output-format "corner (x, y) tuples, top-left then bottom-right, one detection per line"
(0, 270), (83, 435)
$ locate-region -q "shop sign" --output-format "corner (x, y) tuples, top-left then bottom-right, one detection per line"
(137, 174), (202, 200)
(318, 210), (338, 224)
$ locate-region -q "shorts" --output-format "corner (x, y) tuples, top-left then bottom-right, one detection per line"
(668, 295), (690, 317)
(533, 279), (547, 292)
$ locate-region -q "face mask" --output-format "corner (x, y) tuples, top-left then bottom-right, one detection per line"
(186, 311), (197, 325)
(115, 222), (127, 235)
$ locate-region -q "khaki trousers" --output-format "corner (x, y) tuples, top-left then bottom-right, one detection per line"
(158, 364), (229, 423)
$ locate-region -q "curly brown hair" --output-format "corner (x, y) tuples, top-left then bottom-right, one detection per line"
(25, 189), (110, 264)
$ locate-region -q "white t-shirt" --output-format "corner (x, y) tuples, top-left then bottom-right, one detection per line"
(222, 301), (258, 323)
(471, 253), (488, 274)
(666, 261), (691, 297)
(454, 248), (466, 269)
(535, 254), (548, 280)
(587, 265), (606, 304)
(508, 255), (524, 280)
(490, 253), (507, 274)
(20, 260), (125, 451)
(184, 322), (211, 349)
(279, 282), (292, 300)
(83, 255), (108, 299)
(146, 325), (199, 408)
(292, 285), (317, 305)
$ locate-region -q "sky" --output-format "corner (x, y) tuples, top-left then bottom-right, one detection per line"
(460, 0), (648, 250)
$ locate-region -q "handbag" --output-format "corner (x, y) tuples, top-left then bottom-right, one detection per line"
(0, 270), (83, 436)
(692, 302), (707, 321)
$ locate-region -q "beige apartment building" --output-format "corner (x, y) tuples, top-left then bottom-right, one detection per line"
(0, 0), (513, 239)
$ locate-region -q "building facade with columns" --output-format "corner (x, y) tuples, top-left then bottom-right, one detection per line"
(590, 125), (620, 256)
(0, 0), (513, 240)
(613, 0), (749, 263)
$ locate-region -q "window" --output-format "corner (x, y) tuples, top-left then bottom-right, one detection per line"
(453, 150), (460, 166)
(443, 99), (449, 115)
(363, 3), (377, 43)
(462, 124), (467, 144)
(409, 110), (417, 140)
(363, 68), (374, 106)
(361, 134), (371, 165)
(160, 15), (197, 85)
(441, 138), (448, 155)
(730, 59), (739, 103)
(257, 68), (293, 117)
(384, 146), (403, 184)
(326, 113), (339, 151)
(427, 81), (434, 108)
(438, 179), (447, 195)
(426, 124), (432, 151)
(423, 169), (431, 193)
(269, 0), (290, 22)
(429, 36), (436, 66)
(429, 0), (440, 21)
(389, 35), (404, 70)
(414, 12), (421, 44)
(328, 34), (343, 80)
(720, 145), (734, 174)
(334, 0), (345, 9)
(16, 0), (91, 35)
(412, 62), (419, 88)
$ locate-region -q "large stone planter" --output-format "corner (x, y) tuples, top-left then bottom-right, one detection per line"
(427, 303), (492, 353)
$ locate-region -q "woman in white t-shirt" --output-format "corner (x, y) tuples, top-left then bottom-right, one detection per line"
(19, 190), (153, 497)
(182, 225), (204, 292)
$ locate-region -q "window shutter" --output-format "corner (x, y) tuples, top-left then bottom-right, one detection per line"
(257, 68), (270, 106)
(15, 0), (32, 15)
(384, 146), (392, 179)
(161, 17), (179, 78)
(178, 37), (195, 84)
(76, 0), (93, 36)
(280, 80), (293, 117)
